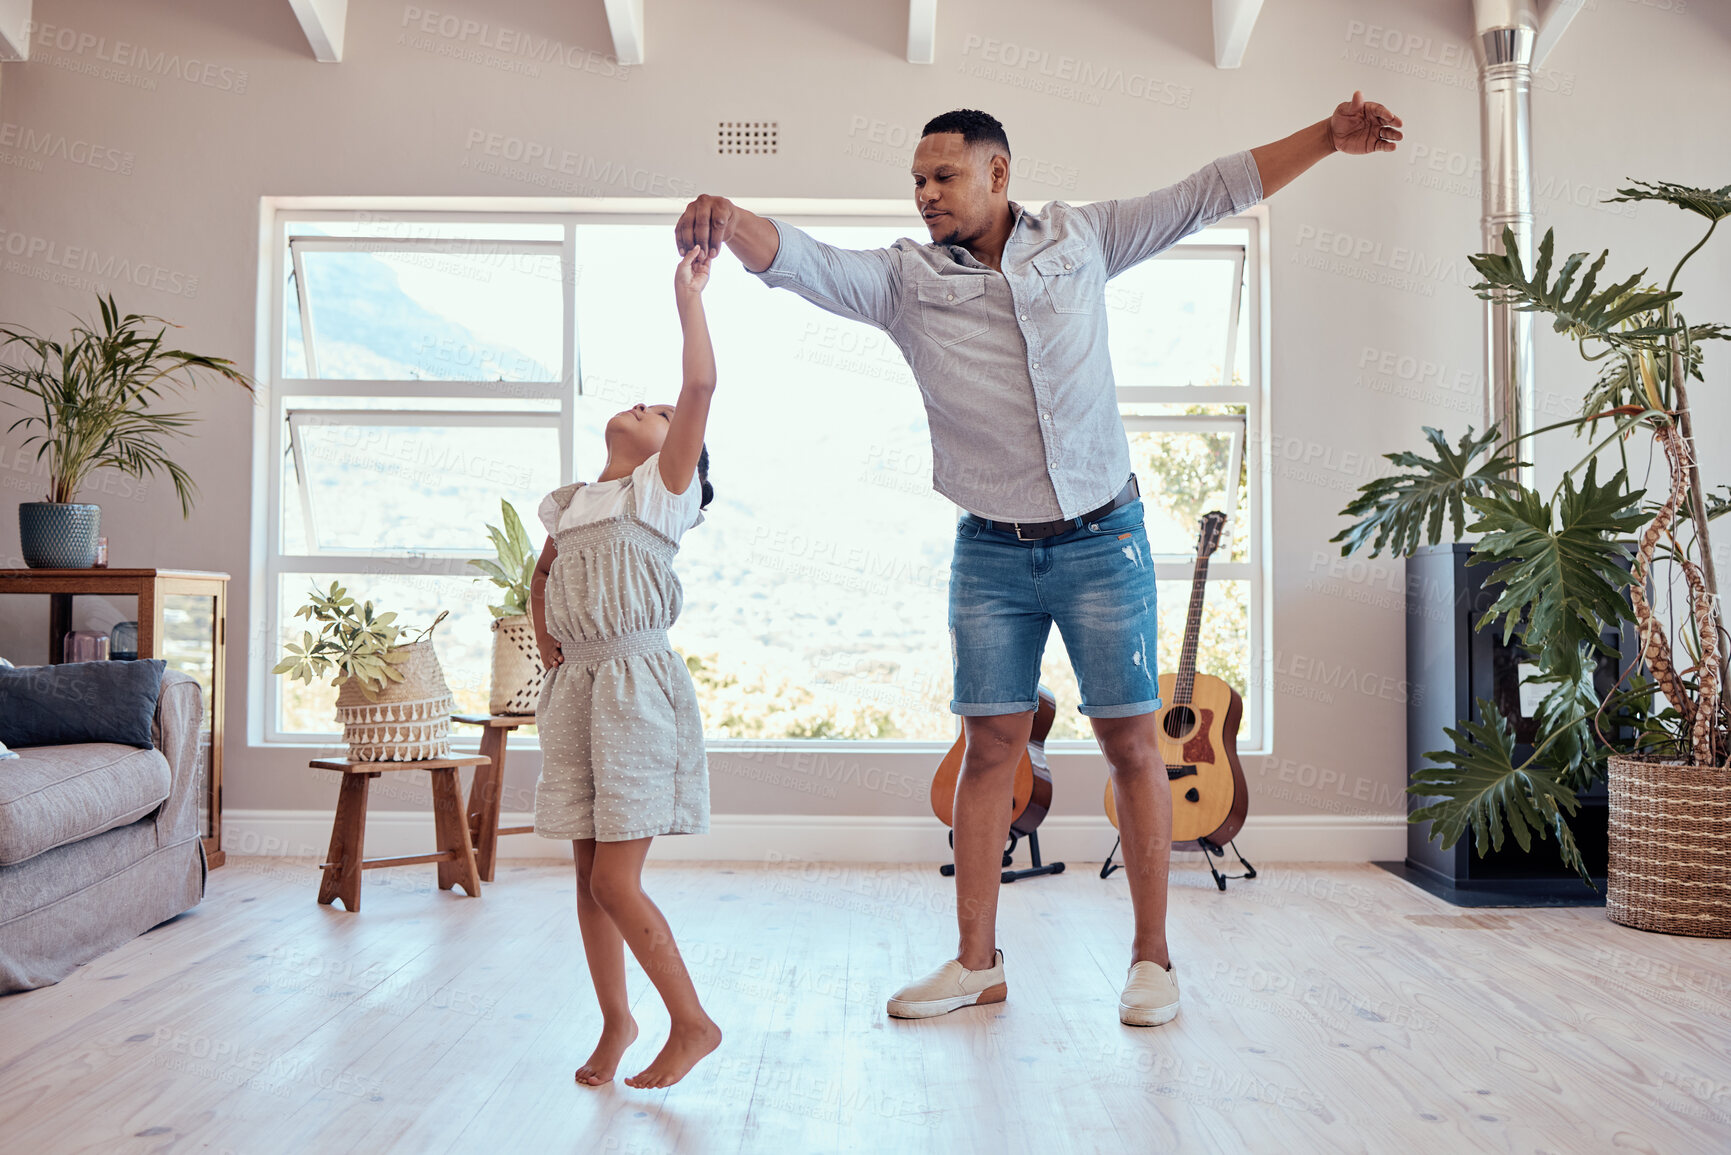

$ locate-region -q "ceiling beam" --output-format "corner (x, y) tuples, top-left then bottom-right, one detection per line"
(604, 0), (644, 66)
(907, 0), (936, 64)
(0, 0), (32, 62)
(1211, 0), (1264, 69)
(287, 0), (346, 62)
(1532, 0), (1585, 69)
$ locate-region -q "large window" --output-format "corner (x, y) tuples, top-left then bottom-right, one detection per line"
(256, 205), (1268, 750)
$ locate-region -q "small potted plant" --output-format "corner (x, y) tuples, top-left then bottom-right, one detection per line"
(467, 499), (545, 716)
(0, 294), (253, 568)
(274, 582), (453, 761)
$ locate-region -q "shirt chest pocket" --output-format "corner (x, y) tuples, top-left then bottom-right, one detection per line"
(1032, 246), (1095, 314)
(916, 276), (990, 347)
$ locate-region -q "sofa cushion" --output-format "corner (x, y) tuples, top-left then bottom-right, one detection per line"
(0, 743), (173, 866)
(0, 660), (166, 749)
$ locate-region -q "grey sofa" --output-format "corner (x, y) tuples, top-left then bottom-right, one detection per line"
(0, 669), (207, 992)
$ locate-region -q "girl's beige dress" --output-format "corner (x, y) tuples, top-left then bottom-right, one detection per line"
(532, 455), (708, 842)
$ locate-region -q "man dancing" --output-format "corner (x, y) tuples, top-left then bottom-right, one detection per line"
(676, 92), (1401, 1025)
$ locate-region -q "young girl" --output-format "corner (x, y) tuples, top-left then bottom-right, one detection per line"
(530, 247), (720, 1090)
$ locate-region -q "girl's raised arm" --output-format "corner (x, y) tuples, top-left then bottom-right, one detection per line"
(659, 248), (717, 497)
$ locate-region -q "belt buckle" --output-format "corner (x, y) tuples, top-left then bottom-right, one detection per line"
(1014, 522), (1038, 541)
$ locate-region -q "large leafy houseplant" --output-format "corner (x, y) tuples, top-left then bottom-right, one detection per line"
(0, 294), (253, 511)
(1333, 179), (1730, 884)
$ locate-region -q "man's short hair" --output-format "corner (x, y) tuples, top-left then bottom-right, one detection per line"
(920, 109), (1011, 159)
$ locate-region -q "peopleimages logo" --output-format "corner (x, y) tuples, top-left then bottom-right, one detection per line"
(0, 227), (199, 299)
(461, 129), (695, 196)
(959, 35), (1192, 108)
(400, 6), (630, 80)
(24, 21), (249, 93)
(0, 122), (134, 175)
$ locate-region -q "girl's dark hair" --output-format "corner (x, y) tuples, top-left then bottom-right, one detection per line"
(697, 444), (714, 509)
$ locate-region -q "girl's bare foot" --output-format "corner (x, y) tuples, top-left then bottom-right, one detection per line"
(623, 1016), (722, 1089)
(575, 1017), (639, 1086)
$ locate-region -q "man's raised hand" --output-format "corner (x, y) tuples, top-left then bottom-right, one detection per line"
(677, 195), (740, 258)
(676, 195), (781, 273)
(1329, 91), (1403, 155)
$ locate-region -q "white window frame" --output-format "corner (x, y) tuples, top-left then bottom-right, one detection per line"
(249, 199), (1270, 753)
(253, 209), (579, 744)
(1103, 208), (1270, 752)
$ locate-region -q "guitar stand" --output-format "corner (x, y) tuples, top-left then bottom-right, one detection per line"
(1197, 837), (1257, 891)
(1100, 836), (1257, 891)
(940, 829), (1066, 884)
(1100, 836), (1123, 879)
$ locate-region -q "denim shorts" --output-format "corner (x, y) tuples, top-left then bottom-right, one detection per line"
(949, 498), (1162, 719)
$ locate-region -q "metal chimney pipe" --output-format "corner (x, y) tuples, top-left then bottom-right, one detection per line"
(1474, 0), (1538, 485)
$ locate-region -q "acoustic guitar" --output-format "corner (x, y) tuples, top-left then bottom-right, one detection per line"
(1104, 511), (1249, 857)
(930, 686), (1064, 882)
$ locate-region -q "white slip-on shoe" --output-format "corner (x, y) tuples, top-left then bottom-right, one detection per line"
(1119, 960), (1180, 1026)
(886, 950), (1007, 1019)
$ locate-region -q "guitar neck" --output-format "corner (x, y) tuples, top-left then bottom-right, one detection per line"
(1173, 554), (1212, 705)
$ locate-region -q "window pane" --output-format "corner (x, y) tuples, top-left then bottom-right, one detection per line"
(1036, 580), (1248, 742)
(1107, 256), (1241, 388)
(569, 224), (954, 740)
(286, 219), (562, 242)
(1126, 427), (1240, 557)
(286, 246), (563, 380)
(276, 573), (508, 734)
(284, 417), (559, 554)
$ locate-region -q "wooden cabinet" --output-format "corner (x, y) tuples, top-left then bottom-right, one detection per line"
(0, 569), (229, 868)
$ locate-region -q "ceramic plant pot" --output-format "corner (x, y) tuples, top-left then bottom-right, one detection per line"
(19, 502), (100, 569)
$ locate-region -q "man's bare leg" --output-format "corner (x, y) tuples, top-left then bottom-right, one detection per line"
(1091, 713), (1173, 968)
(952, 711), (1035, 971)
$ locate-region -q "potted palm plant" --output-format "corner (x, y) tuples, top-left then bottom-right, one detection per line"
(1333, 179), (1729, 936)
(274, 582), (454, 761)
(467, 499), (545, 715)
(0, 294), (253, 568)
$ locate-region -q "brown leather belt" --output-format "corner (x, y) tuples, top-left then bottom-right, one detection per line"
(979, 475), (1141, 541)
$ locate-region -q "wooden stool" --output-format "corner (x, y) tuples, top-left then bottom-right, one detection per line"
(313, 755), (489, 912)
(453, 715), (534, 882)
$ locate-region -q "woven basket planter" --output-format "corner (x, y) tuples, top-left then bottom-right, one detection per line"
(488, 614), (544, 716)
(333, 640), (453, 762)
(1606, 755), (1731, 937)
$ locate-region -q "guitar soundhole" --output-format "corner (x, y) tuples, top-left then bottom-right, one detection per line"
(1162, 706), (1198, 741)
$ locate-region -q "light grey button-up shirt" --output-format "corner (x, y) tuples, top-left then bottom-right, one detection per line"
(754, 150), (1264, 522)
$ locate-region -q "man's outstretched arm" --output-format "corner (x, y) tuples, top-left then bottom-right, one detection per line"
(1080, 90), (1403, 277)
(676, 195), (780, 272)
(1251, 90), (1403, 198)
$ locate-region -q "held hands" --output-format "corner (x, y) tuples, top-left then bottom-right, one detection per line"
(676, 194), (740, 257)
(1329, 90), (1403, 155)
(675, 246), (711, 298)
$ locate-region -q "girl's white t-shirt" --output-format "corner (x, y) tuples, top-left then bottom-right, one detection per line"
(538, 452), (703, 544)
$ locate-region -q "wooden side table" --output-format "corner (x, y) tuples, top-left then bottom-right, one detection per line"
(453, 714), (534, 882)
(312, 755), (489, 912)
(0, 568), (229, 868)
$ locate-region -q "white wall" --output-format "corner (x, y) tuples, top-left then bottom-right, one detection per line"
(0, 0), (1725, 851)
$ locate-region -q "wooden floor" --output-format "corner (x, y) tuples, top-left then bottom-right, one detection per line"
(2, 856), (1728, 1155)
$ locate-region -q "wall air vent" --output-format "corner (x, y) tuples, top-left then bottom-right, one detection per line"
(717, 121), (778, 156)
